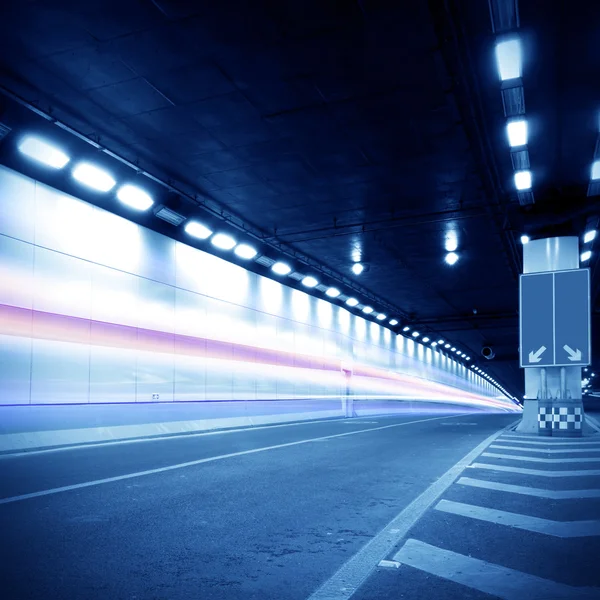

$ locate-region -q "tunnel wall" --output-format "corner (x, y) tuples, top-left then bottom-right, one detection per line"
(0, 165), (511, 417)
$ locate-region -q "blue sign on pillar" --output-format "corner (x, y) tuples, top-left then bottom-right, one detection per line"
(520, 273), (555, 367)
(554, 269), (590, 366)
(520, 268), (591, 368)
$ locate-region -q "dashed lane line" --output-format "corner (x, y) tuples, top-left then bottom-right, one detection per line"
(457, 476), (600, 499)
(482, 452), (600, 463)
(468, 463), (600, 477)
(435, 499), (600, 537)
(393, 539), (599, 600)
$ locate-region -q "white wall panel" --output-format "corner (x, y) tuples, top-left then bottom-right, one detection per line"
(0, 336), (32, 404)
(0, 165), (36, 243)
(0, 235), (34, 309)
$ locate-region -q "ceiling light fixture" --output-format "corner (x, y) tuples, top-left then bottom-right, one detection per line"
(412, 331), (420, 337)
(514, 170), (532, 191)
(272, 262), (292, 275)
(351, 263), (364, 275)
(581, 250), (592, 262)
(184, 221), (212, 239)
(506, 119), (528, 147)
(444, 343), (451, 349)
(116, 185), (153, 211)
(521, 235), (530, 244)
(422, 336), (430, 343)
(592, 161), (600, 181)
(72, 162), (116, 192)
(345, 297), (359, 307)
(584, 230), (597, 243)
(18, 135), (70, 169)
(389, 319), (398, 326)
(403, 326), (410, 332)
(234, 244), (258, 259)
(325, 287), (341, 298)
(495, 38), (522, 81)
(362, 306), (374, 314)
(301, 275), (319, 288)
(211, 233), (236, 250)
(376, 313), (386, 321)
(445, 252), (459, 266)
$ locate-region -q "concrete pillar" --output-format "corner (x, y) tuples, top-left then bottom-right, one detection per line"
(517, 236), (584, 435)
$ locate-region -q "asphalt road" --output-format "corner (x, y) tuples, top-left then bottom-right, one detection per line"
(0, 411), (517, 600)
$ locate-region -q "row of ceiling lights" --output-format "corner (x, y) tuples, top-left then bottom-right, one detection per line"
(17, 133), (513, 400)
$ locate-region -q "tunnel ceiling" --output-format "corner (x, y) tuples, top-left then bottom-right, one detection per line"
(0, 0), (598, 397)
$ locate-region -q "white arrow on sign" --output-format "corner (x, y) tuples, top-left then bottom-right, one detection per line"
(528, 346), (547, 363)
(563, 345), (582, 361)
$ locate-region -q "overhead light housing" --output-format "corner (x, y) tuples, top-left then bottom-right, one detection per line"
(445, 231), (458, 252)
(431, 341), (438, 347)
(234, 244), (258, 260)
(18, 135), (70, 169)
(73, 162), (116, 192)
(362, 306), (374, 314)
(272, 262), (292, 276)
(211, 233), (236, 250)
(412, 331), (420, 338)
(521, 235), (530, 244)
(581, 250), (592, 262)
(117, 185), (153, 211)
(445, 343), (451, 349)
(466, 356), (471, 360)
(514, 170), (532, 191)
(584, 230), (597, 243)
(403, 326), (410, 332)
(592, 161), (600, 181)
(351, 263), (365, 275)
(154, 205), (185, 226)
(185, 221), (213, 240)
(376, 313), (386, 321)
(345, 297), (359, 307)
(302, 275), (319, 288)
(438, 339), (444, 345)
(445, 252), (459, 266)
(451, 347), (456, 352)
(326, 287), (341, 298)
(495, 39), (522, 81)
(506, 119), (528, 147)
(389, 319), (398, 326)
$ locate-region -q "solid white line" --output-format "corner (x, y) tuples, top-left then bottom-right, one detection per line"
(304, 419), (519, 600)
(500, 434), (600, 444)
(435, 499), (600, 537)
(393, 539), (599, 599)
(495, 438), (600, 447)
(457, 477), (600, 499)
(469, 463), (600, 477)
(490, 444), (600, 454)
(0, 415), (365, 460)
(482, 452), (600, 464)
(0, 414), (464, 505)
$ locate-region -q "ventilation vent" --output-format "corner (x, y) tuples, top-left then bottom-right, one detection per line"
(315, 284), (328, 293)
(517, 190), (535, 206)
(289, 272), (304, 281)
(153, 205), (185, 226)
(255, 255), (275, 267)
(501, 84), (525, 117)
(511, 149), (530, 171)
(0, 122), (11, 142)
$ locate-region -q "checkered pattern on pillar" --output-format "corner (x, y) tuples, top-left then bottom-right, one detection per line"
(537, 405), (553, 429)
(552, 406), (583, 431)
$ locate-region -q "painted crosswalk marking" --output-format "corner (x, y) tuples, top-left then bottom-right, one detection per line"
(435, 499), (600, 537)
(500, 435), (600, 445)
(482, 451), (600, 463)
(468, 463), (600, 477)
(490, 444), (600, 454)
(457, 476), (600, 499)
(393, 539), (599, 599)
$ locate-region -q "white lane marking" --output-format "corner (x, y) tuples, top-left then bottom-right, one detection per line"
(469, 463), (600, 477)
(393, 539), (599, 600)
(586, 415), (600, 433)
(377, 560), (401, 568)
(0, 414), (465, 505)
(435, 499), (600, 537)
(501, 434), (600, 444)
(490, 444), (600, 454)
(495, 439), (600, 447)
(457, 476), (600, 499)
(0, 415), (376, 460)
(305, 419), (519, 600)
(483, 452), (600, 464)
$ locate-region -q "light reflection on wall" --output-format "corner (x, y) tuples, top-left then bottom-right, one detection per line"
(0, 165), (515, 409)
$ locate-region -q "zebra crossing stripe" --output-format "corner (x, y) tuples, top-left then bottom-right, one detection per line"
(457, 477), (600, 499)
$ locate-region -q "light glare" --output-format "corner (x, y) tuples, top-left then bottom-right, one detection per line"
(185, 221), (212, 239)
(72, 162), (116, 192)
(514, 170), (532, 190)
(234, 244), (258, 259)
(326, 287), (341, 298)
(18, 136), (70, 169)
(116, 185), (153, 211)
(521, 235), (530, 244)
(506, 120), (528, 147)
(445, 252), (459, 265)
(272, 262), (292, 275)
(584, 230), (597, 243)
(495, 39), (522, 81)
(412, 331), (420, 338)
(376, 313), (386, 321)
(389, 319), (398, 326)
(211, 233), (236, 250)
(345, 297), (359, 307)
(351, 262), (364, 275)
(302, 275), (318, 288)
(362, 306), (373, 314)
(581, 250), (592, 262)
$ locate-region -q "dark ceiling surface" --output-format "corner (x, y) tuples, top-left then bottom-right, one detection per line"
(0, 0), (598, 397)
